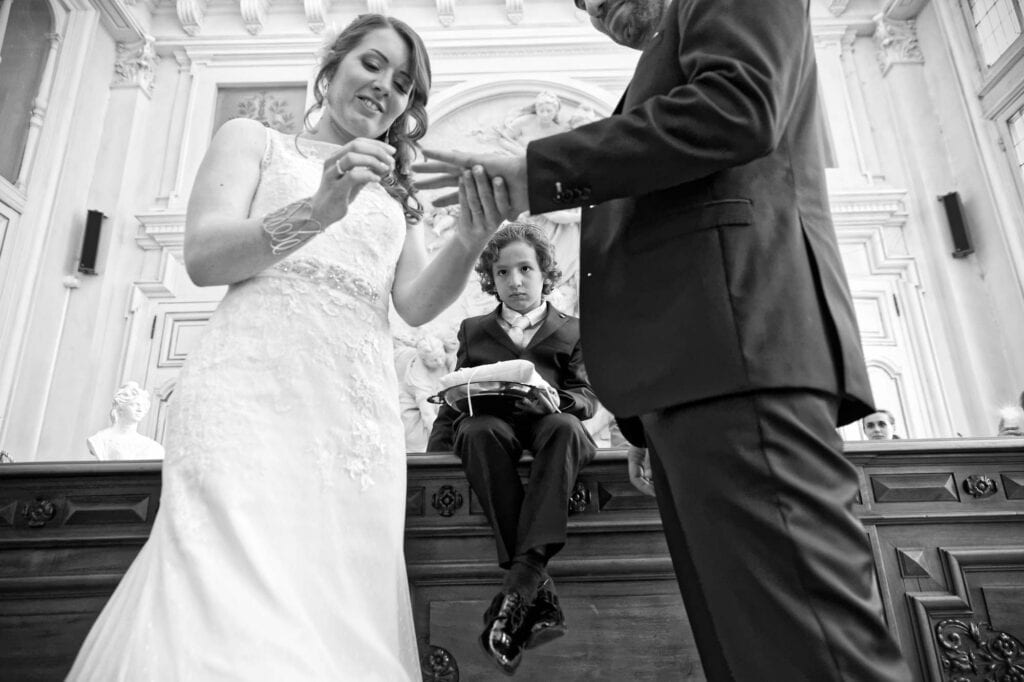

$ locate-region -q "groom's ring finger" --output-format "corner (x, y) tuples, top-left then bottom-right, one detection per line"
(335, 159), (346, 177)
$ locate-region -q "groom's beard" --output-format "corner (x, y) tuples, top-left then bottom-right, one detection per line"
(591, 0), (663, 50)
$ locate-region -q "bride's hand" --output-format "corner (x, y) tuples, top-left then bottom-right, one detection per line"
(452, 165), (510, 250)
(311, 138), (396, 226)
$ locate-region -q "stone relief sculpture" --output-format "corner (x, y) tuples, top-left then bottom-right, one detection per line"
(393, 89), (611, 450)
(495, 90), (570, 154)
(396, 335), (451, 452)
(86, 381), (165, 461)
(465, 91), (602, 316)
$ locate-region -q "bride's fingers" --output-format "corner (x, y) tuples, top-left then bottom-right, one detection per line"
(415, 174), (461, 190)
(328, 152), (392, 177)
(429, 191), (460, 208)
(343, 166), (384, 187)
(343, 138), (396, 163)
(412, 160), (461, 174)
(421, 148), (472, 166)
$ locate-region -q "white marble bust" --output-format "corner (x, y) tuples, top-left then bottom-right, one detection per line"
(87, 381), (165, 461)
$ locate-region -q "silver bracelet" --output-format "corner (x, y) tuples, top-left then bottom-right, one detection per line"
(261, 199), (324, 255)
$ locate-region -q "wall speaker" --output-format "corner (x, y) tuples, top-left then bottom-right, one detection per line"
(937, 192), (974, 259)
(78, 210), (105, 275)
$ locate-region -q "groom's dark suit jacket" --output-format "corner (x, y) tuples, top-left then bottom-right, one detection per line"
(526, 0), (872, 426)
(427, 304), (598, 451)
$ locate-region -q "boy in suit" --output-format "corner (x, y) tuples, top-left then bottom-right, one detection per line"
(428, 222), (598, 675)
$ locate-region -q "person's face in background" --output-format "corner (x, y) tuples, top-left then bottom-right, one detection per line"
(862, 412), (895, 440)
(574, 0), (666, 50)
(493, 240), (545, 315)
(321, 28), (412, 143)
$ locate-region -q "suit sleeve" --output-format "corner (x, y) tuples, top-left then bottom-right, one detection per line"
(555, 336), (599, 421)
(527, 0), (811, 213)
(614, 415), (647, 448)
(426, 322), (469, 452)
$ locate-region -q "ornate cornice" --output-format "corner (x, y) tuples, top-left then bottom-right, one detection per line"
(303, 0), (328, 33)
(112, 35), (158, 95)
(135, 211), (186, 251)
(882, 0), (931, 21)
(158, 29), (632, 65)
(91, 0), (150, 43)
(176, 0), (207, 37)
(240, 0), (270, 36)
(436, 0), (455, 28)
(874, 14), (924, 74)
(829, 188), (910, 225)
(506, 0), (524, 25)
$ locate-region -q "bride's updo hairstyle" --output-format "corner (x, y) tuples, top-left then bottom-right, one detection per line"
(305, 13), (432, 224)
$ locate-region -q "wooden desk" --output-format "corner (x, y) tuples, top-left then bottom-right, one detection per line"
(1, 440), (1022, 681)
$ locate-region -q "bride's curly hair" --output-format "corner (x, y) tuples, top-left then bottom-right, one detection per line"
(304, 14), (432, 224)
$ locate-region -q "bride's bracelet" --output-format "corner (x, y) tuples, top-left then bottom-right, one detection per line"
(261, 199), (325, 255)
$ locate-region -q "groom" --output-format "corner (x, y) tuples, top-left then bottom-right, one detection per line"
(418, 0), (911, 679)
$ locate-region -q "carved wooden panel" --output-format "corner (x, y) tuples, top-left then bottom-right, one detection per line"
(2, 447), (1022, 682)
(63, 494), (151, 525)
(906, 548), (1024, 681)
(870, 472), (959, 502)
(1003, 472), (1024, 499)
(0, 593), (113, 682)
(407, 486), (425, 517)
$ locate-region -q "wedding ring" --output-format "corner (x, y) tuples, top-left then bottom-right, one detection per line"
(335, 159), (346, 177)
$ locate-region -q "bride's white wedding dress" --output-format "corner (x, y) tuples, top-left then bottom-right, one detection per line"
(68, 127), (420, 681)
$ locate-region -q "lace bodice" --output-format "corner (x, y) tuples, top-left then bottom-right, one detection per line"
(252, 129), (407, 308)
(163, 127), (411, 504)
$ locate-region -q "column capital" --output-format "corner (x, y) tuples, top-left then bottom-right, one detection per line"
(874, 14), (924, 75)
(112, 35), (158, 96)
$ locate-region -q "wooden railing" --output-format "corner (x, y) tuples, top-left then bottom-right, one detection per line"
(1, 440), (1022, 680)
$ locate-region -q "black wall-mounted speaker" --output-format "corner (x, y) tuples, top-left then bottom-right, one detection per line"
(937, 192), (974, 259)
(78, 210), (105, 275)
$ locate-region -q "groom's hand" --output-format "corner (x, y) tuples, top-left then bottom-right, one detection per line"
(415, 149), (530, 220)
(627, 446), (656, 497)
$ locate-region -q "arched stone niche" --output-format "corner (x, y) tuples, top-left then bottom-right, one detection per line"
(392, 77), (619, 451)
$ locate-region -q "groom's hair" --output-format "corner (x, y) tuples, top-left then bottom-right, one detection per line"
(475, 222), (562, 298)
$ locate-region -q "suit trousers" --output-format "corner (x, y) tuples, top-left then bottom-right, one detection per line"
(455, 413), (596, 568)
(641, 390), (910, 682)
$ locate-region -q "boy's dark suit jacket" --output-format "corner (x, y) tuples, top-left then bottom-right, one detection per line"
(525, 0), (872, 427)
(427, 304), (598, 451)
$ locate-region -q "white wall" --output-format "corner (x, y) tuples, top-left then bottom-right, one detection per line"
(3, 0), (1024, 460)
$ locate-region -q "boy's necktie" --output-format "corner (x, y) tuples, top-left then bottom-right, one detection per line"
(508, 316), (531, 348)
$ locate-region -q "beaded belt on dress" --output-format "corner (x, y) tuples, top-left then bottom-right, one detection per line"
(259, 257), (381, 303)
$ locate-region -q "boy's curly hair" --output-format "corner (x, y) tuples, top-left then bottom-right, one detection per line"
(475, 222), (562, 299)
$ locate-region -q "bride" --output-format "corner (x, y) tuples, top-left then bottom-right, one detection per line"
(68, 14), (507, 681)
